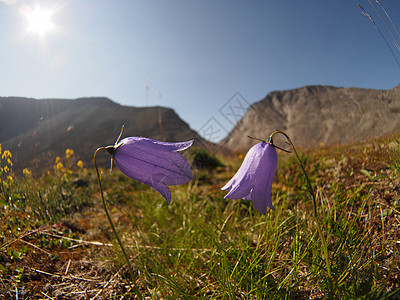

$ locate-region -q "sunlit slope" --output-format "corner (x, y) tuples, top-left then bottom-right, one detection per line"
(222, 84), (400, 152)
(0, 97), (203, 172)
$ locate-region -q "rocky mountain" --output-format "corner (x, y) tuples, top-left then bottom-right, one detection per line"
(0, 97), (205, 173)
(221, 84), (400, 152)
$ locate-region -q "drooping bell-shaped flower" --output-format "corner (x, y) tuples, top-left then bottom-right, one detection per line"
(107, 137), (193, 204)
(222, 141), (278, 215)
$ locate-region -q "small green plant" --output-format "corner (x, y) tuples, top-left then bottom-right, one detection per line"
(189, 147), (224, 170)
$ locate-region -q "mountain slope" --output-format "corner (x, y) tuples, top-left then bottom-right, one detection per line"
(0, 97), (203, 172)
(221, 84), (400, 152)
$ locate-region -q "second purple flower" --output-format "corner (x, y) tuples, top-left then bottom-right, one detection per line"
(222, 141), (278, 215)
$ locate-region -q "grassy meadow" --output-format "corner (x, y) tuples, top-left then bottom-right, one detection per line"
(0, 135), (399, 299)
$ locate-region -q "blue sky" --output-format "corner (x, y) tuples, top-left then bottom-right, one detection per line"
(1, 0), (400, 140)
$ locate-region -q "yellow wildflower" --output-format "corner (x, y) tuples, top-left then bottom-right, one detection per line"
(7, 176), (13, 183)
(55, 156), (61, 164)
(23, 168), (32, 177)
(4, 165), (9, 173)
(56, 162), (64, 171)
(7, 158), (13, 166)
(2, 150), (12, 159)
(77, 160), (84, 169)
(66, 149), (74, 159)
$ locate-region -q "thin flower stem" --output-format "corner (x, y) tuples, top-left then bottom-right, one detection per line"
(247, 135), (291, 153)
(108, 125), (125, 171)
(269, 130), (317, 217)
(269, 130), (334, 298)
(93, 147), (142, 299)
(114, 125), (125, 145)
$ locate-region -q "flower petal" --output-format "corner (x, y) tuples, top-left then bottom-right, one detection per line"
(222, 142), (264, 199)
(116, 137), (193, 152)
(245, 144), (278, 214)
(150, 180), (172, 204)
(113, 137), (193, 202)
(115, 137), (192, 182)
(222, 142), (278, 214)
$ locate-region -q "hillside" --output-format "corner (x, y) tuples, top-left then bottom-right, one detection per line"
(0, 128), (399, 298)
(221, 84), (400, 152)
(0, 97), (204, 172)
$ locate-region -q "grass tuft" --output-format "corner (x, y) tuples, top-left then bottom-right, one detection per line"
(0, 135), (399, 298)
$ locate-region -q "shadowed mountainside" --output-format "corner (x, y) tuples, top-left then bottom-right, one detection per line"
(221, 84), (400, 152)
(0, 97), (205, 173)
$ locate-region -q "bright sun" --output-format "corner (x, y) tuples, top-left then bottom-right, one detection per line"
(25, 7), (54, 36)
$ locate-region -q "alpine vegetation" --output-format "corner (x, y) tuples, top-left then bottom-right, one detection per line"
(1, 127), (399, 298)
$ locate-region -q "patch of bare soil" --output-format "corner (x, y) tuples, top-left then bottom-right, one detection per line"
(0, 219), (140, 299)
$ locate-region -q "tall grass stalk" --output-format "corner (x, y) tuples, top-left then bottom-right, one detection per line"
(359, 1), (400, 69)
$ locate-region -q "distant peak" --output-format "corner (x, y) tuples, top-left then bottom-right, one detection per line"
(73, 97), (119, 107)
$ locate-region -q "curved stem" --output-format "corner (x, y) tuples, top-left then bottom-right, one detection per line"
(108, 125), (125, 171)
(269, 130), (333, 297)
(247, 135), (291, 153)
(93, 147), (142, 298)
(269, 130), (317, 217)
(114, 125), (125, 145)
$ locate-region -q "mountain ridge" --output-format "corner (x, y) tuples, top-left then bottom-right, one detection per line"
(221, 84), (400, 152)
(0, 97), (204, 173)
(2, 83), (400, 173)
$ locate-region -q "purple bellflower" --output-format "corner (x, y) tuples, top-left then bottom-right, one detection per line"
(93, 129), (193, 285)
(222, 141), (278, 215)
(106, 137), (193, 204)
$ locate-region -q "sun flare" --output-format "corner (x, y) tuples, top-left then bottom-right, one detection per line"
(25, 7), (54, 36)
